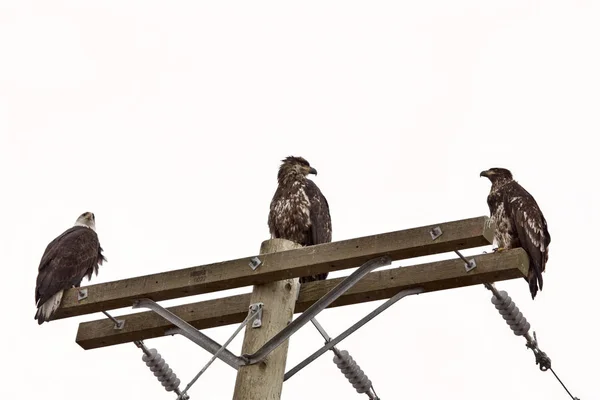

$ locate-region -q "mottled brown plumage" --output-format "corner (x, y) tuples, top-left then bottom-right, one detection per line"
(481, 168), (551, 299)
(268, 156), (332, 283)
(34, 212), (106, 324)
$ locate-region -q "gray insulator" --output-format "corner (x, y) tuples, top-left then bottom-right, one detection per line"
(491, 290), (531, 336)
(142, 348), (182, 392)
(333, 350), (372, 394)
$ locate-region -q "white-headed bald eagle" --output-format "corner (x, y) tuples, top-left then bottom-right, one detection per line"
(268, 156), (332, 283)
(34, 212), (106, 324)
(480, 168), (551, 299)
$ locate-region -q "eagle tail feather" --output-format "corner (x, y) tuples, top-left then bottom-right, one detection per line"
(34, 290), (64, 325)
(527, 266), (543, 300)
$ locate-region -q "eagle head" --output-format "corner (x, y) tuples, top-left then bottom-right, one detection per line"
(278, 156), (317, 182)
(480, 167), (513, 183)
(75, 211), (96, 231)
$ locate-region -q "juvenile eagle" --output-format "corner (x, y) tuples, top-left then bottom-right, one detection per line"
(34, 212), (106, 324)
(480, 168), (551, 299)
(268, 156), (332, 283)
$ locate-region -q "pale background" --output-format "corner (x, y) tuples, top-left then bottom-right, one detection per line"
(1, 1), (597, 399)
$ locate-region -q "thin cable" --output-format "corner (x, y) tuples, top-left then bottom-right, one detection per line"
(370, 385), (380, 400)
(106, 312), (190, 398)
(176, 306), (260, 400)
(454, 250), (471, 266)
(483, 282), (579, 399)
(550, 368), (579, 400)
(311, 317), (378, 399)
(102, 310), (122, 327)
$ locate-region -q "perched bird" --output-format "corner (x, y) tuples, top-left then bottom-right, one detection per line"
(268, 156), (332, 283)
(34, 212), (106, 324)
(480, 168), (551, 299)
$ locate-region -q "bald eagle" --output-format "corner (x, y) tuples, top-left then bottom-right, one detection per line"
(480, 168), (551, 299)
(34, 212), (106, 324)
(268, 156), (332, 283)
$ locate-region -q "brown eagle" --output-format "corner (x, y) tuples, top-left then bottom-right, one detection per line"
(268, 156), (332, 283)
(34, 212), (106, 324)
(480, 168), (551, 299)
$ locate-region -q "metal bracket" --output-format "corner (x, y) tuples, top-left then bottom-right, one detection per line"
(77, 288), (88, 301)
(250, 303), (264, 328)
(134, 298), (244, 370)
(101, 311), (126, 330)
(464, 259), (477, 272)
(241, 256), (392, 365)
(429, 226), (443, 240)
(112, 319), (126, 330)
(454, 250), (477, 272)
(134, 256), (391, 371)
(248, 256), (262, 270)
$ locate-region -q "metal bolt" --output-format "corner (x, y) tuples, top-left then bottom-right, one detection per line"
(429, 227), (443, 240)
(249, 257), (262, 270)
(465, 259), (477, 272)
(77, 288), (88, 301)
(249, 303), (263, 329)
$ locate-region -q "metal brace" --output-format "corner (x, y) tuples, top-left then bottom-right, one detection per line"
(248, 257), (262, 270)
(250, 302), (264, 328)
(429, 226), (443, 240)
(77, 288), (88, 301)
(284, 287), (424, 381)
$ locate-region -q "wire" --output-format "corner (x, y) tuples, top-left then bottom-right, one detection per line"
(310, 317), (379, 399)
(454, 250), (471, 266)
(104, 311), (188, 399)
(102, 310), (123, 328)
(550, 368), (579, 400)
(483, 282), (580, 400)
(176, 305), (261, 400)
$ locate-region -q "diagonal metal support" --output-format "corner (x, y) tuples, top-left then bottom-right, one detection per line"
(133, 298), (245, 369)
(284, 287), (423, 381)
(241, 256), (393, 365)
(132, 256), (390, 370)
(175, 305), (262, 400)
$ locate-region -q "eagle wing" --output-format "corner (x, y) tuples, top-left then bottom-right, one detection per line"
(305, 180), (332, 246)
(506, 183), (551, 299)
(299, 180), (332, 283)
(35, 226), (103, 307)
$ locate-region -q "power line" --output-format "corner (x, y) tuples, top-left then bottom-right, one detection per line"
(550, 368), (579, 400)
(480, 281), (580, 400)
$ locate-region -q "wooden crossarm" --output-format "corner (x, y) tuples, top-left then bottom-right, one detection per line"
(54, 216), (493, 320)
(76, 248), (528, 350)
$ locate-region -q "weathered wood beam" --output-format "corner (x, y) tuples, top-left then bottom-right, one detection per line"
(55, 216), (493, 320)
(76, 248), (528, 350)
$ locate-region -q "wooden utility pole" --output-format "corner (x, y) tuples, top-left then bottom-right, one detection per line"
(232, 239), (301, 400)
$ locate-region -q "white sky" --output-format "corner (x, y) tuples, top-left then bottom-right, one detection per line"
(1, 1), (597, 399)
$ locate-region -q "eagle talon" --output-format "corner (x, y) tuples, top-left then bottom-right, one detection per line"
(492, 247), (505, 253)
